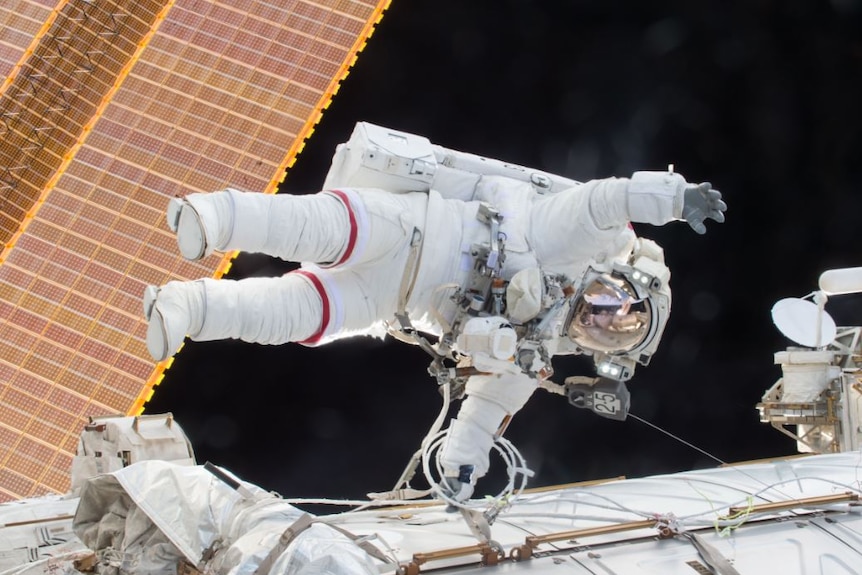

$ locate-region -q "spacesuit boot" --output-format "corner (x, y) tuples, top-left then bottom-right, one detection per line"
(167, 191), (236, 260)
(143, 273), (325, 361)
(143, 280), (207, 362)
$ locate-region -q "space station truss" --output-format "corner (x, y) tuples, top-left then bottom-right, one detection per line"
(0, 0), (390, 501)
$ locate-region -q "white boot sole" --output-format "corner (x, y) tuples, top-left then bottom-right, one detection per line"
(176, 203), (208, 260)
(143, 285), (171, 362)
(167, 197), (210, 260)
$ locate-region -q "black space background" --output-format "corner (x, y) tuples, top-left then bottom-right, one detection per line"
(146, 1), (862, 503)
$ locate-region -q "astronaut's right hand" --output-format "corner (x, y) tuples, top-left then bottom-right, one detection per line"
(437, 465), (476, 509)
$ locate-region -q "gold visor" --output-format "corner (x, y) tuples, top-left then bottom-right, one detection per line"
(567, 274), (651, 354)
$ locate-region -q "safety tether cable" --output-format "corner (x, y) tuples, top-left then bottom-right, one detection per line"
(628, 410), (813, 521)
(628, 412), (727, 465)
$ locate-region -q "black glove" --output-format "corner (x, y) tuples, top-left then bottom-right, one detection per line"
(682, 182), (726, 234)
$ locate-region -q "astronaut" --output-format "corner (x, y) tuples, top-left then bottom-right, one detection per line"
(143, 123), (726, 501)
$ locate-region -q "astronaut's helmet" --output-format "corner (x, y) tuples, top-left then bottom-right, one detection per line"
(566, 273), (652, 354)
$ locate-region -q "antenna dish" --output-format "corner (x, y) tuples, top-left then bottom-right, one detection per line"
(771, 297), (836, 347)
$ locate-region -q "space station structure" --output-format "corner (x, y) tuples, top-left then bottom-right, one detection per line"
(758, 267), (862, 454)
(70, 413), (196, 491)
(3, 415), (862, 575)
(0, 414), (195, 575)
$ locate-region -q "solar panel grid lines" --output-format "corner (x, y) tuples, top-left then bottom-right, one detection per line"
(0, 0), (170, 250)
(0, 0), (174, 263)
(0, 0), (172, 500)
(0, 0), (391, 501)
(0, 1), (58, 80)
(0, 267), (139, 363)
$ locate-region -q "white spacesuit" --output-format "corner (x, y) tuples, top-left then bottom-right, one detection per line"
(144, 123), (726, 501)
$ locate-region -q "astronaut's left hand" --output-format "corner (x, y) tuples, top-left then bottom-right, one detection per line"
(682, 182), (727, 234)
(456, 316), (521, 375)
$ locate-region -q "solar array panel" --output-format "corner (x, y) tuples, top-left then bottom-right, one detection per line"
(0, 1), (55, 80)
(0, 0), (389, 501)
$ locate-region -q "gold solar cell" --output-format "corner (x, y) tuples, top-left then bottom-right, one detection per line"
(42, 462), (72, 492)
(112, 352), (152, 380)
(30, 407), (73, 442)
(39, 262), (78, 290)
(6, 455), (39, 482)
(111, 89), (150, 114)
(99, 308), (138, 340)
(76, 278), (114, 309)
(4, 468), (34, 496)
(46, 383), (90, 415)
(25, 278), (66, 308)
(10, 239), (50, 268)
(0, 254), (42, 288)
(125, 260), (162, 287)
(0, 422), (21, 454)
(33, 338), (74, 367)
(69, 218), (109, 244)
(92, 385), (130, 408)
(63, 294), (104, 325)
(89, 321), (129, 350)
(79, 336), (121, 366)
(12, 307), (49, 336)
(12, 376), (53, 412)
(0, 25), (33, 52)
(25, 420), (64, 452)
(1, 276), (33, 306)
(3, 386), (40, 417)
(8, 451), (43, 481)
(0, 38), (25, 65)
(83, 260), (125, 290)
(93, 370), (137, 398)
(4, 2), (47, 23)
(52, 369), (93, 400)
(57, 233), (98, 259)
(0, 469), (33, 500)
(0, 263), (33, 292)
(117, 218), (158, 245)
(182, 170), (227, 195)
(146, 229), (179, 254)
(105, 232), (141, 257)
(43, 192), (85, 221)
(257, 125), (298, 158)
(195, 157), (233, 184)
(0, 405), (30, 438)
(0, 363), (15, 382)
(66, 354), (107, 384)
(22, 355), (62, 384)
(204, 68), (247, 96)
(79, 203), (118, 227)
